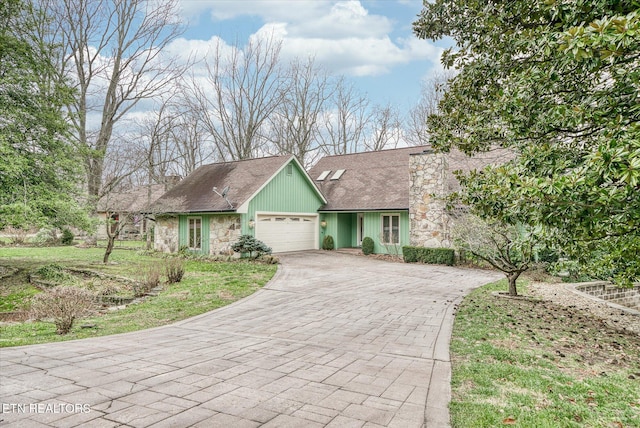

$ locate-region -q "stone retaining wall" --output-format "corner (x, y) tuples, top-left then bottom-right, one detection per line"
(576, 282), (640, 311)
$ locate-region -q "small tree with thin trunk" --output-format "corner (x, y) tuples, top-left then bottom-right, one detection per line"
(103, 211), (129, 264)
(452, 214), (537, 296)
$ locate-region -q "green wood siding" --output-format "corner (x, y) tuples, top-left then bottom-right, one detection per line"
(362, 211), (408, 255)
(319, 213), (337, 248)
(245, 160), (324, 236)
(178, 214), (210, 254)
(337, 214), (353, 248)
(319, 211), (409, 254)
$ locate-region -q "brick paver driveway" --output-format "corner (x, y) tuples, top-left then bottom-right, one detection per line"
(0, 251), (500, 427)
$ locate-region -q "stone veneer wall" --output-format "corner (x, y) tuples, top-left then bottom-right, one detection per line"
(154, 216), (179, 253)
(409, 150), (451, 248)
(209, 215), (241, 255)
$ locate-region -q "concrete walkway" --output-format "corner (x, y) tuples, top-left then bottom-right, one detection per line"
(0, 252), (500, 427)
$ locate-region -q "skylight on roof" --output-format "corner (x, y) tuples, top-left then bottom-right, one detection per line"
(317, 170), (331, 181)
(330, 169), (346, 180)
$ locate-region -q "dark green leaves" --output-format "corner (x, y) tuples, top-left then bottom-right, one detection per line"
(414, 0), (639, 284)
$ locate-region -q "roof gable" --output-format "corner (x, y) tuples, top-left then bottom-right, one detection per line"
(153, 155), (324, 213)
(309, 146), (431, 211)
(236, 156), (326, 213)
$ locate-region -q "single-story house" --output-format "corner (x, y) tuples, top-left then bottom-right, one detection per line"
(151, 156), (326, 254)
(96, 184), (169, 240)
(152, 146), (506, 255)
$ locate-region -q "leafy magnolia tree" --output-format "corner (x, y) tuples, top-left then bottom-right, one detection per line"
(414, 1), (639, 285)
(0, 0), (89, 231)
(453, 215), (537, 296)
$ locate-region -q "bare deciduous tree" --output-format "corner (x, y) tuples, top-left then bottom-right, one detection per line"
(319, 78), (372, 155)
(365, 104), (402, 151)
(168, 91), (212, 177)
(267, 56), (334, 167)
(41, 0), (185, 201)
(405, 71), (454, 146)
(192, 35), (286, 161)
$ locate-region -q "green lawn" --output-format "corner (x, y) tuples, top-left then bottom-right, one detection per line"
(0, 246), (276, 347)
(450, 280), (640, 427)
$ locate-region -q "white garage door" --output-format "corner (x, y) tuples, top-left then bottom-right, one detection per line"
(255, 214), (318, 253)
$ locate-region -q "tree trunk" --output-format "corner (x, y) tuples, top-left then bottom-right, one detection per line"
(103, 235), (115, 264)
(146, 222), (153, 250)
(507, 271), (521, 296)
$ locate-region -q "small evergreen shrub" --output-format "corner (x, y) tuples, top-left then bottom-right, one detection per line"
(61, 228), (74, 245)
(34, 264), (73, 283)
(402, 246), (455, 266)
(322, 235), (335, 250)
(231, 234), (272, 259)
(362, 237), (374, 255)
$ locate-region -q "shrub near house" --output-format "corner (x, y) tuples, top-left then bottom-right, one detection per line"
(403, 246), (455, 266)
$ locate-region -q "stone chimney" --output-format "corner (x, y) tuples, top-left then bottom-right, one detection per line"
(409, 149), (451, 248)
(163, 175), (181, 191)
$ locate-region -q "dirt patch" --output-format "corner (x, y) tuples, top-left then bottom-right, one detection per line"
(487, 288), (640, 377)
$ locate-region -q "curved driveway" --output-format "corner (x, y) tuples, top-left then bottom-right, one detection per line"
(0, 251), (500, 427)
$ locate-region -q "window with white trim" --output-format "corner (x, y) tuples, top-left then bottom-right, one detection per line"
(188, 217), (202, 250)
(381, 214), (400, 244)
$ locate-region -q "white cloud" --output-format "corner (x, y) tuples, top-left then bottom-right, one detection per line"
(251, 22), (441, 76)
(177, 0), (440, 78)
(286, 1), (392, 39)
(179, 0), (327, 22)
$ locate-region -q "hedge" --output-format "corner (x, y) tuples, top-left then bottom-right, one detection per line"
(402, 246), (455, 266)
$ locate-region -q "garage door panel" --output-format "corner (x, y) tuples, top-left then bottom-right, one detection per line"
(256, 215), (317, 253)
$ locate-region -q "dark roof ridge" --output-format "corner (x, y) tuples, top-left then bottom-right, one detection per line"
(200, 154), (292, 168)
(316, 145), (431, 160)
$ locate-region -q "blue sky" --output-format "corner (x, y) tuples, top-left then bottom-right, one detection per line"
(174, 0), (452, 113)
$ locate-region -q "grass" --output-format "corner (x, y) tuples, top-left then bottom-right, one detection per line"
(0, 246), (276, 347)
(449, 280), (640, 427)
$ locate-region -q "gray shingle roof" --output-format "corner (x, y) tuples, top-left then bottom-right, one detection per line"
(309, 146), (511, 211)
(309, 146), (431, 211)
(97, 184), (167, 213)
(152, 155), (294, 213)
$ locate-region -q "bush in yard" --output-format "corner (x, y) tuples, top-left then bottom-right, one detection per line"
(33, 227), (57, 245)
(4, 226), (29, 245)
(362, 237), (374, 255)
(165, 258), (185, 284)
(33, 263), (73, 283)
(134, 263), (162, 296)
(402, 246), (455, 266)
(30, 287), (94, 334)
(231, 235), (272, 259)
(61, 228), (74, 245)
(322, 235), (335, 250)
